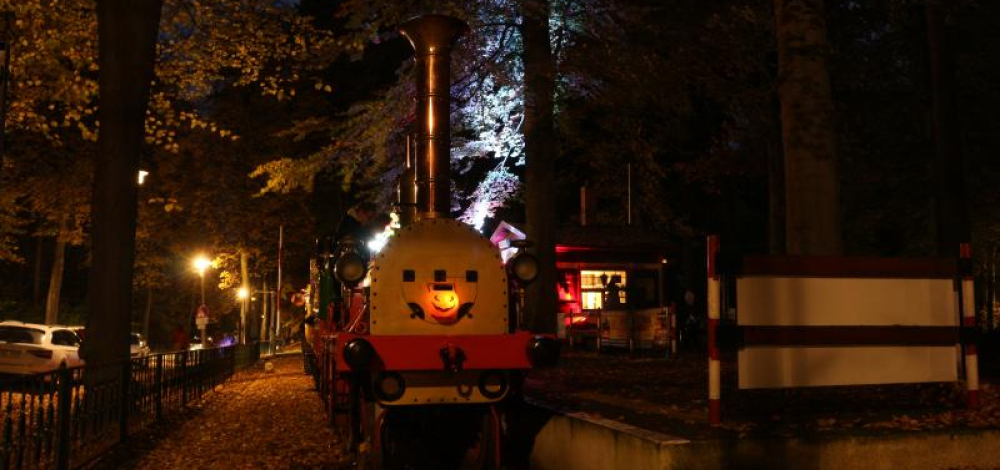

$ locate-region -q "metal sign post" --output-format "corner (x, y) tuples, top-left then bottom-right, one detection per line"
(196, 305), (209, 347)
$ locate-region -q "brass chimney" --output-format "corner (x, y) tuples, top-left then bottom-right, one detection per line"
(400, 14), (468, 218)
(396, 134), (417, 226)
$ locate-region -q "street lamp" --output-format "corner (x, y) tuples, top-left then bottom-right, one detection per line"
(192, 255), (211, 305)
(236, 287), (251, 344)
(192, 255), (212, 347)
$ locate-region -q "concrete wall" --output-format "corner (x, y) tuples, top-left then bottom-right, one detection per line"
(528, 407), (1000, 470)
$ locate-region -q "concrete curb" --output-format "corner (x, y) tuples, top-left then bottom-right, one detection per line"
(525, 399), (1000, 470)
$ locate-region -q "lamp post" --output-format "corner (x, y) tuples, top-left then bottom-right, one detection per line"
(236, 287), (249, 344)
(193, 255), (210, 304)
(192, 255), (211, 346)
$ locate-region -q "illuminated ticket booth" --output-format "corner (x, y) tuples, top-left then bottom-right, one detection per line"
(490, 223), (672, 350)
(556, 246), (669, 351)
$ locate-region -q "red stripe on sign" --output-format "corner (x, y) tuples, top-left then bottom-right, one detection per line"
(960, 243), (971, 259)
(740, 325), (961, 347)
(965, 344), (977, 355)
(963, 316), (977, 327)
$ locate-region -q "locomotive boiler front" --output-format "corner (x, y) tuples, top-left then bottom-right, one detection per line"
(335, 217), (544, 406)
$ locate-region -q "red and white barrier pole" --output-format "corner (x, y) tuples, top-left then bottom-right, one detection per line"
(707, 235), (722, 425)
(960, 243), (980, 408)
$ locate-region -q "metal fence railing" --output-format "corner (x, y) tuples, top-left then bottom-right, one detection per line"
(0, 342), (261, 470)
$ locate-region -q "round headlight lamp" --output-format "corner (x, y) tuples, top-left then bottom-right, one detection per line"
(334, 252), (367, 286)
(375, 372), (406, 402)
(343, 338), (375, 370)
(508, 252), (539, 284)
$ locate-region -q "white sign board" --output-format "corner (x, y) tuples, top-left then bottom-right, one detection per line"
(737, 276), (959, 389)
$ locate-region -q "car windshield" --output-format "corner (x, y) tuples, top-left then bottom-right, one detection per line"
(0, 326), (44, 345)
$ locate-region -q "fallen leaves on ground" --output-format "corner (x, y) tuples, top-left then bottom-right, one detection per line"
(91, 354), (351, 470)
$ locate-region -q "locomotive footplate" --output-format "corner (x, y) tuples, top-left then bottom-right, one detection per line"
(330, 331), (557, 406)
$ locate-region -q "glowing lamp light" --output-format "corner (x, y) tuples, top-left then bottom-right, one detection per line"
(236, 287), (249, 300)
(368, 212), (401, 254)
(192, 255), (211, 275)
(138, 170), (149, 185)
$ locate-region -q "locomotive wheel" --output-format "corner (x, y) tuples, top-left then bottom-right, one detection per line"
(460, 407), (499, 470)
(378, 406), (499, 470)
(354, 385), (383, 470)
(329, 376), (353, 448)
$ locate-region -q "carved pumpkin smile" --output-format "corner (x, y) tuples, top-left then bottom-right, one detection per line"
(431, 291), (458, 312)
(425, 285), (460, 324)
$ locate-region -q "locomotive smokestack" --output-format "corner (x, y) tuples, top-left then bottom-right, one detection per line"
(400, 14), (467, 218)
(396, 135), (418, 226)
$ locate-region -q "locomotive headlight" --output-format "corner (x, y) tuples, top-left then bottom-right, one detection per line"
(508, 252), (540, 284)
(375, 372), (406, 402)
(527, 336), (560, 368)
(343, 338), (375, 370)
(334, 252), (367, 286)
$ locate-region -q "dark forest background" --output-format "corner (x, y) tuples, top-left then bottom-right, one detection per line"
(1, 0), (998, 347)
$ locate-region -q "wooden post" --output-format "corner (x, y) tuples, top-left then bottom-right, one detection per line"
(960, 243), (979, 408)
(707, 235), (721, 425)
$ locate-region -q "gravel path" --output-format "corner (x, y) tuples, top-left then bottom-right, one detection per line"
(90, 354), (351, 470)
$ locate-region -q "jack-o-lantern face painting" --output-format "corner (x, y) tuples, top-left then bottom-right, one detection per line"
(428, 285), (459, 323)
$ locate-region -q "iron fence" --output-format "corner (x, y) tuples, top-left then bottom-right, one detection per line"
(0, 342), (261, 470)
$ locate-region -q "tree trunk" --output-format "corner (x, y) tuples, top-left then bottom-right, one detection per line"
(521, 0), (558, 334)
(261, 279), (270, 342)
(773, 0), (842, 255)
(32, 236), (44, 307)
(767, 99), (786, 255)
(44, 223), (68, 325)
(142, 283), (152, 338)
(83, 0), (162, 367)
(925, 2), (969, 257)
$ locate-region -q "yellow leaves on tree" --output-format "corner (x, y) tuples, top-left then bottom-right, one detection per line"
(1, 0), (341, 151)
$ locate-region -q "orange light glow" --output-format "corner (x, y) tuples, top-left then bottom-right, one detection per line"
(427, 285), (459, 323)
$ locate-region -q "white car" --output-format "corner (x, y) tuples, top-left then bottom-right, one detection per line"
(0, 321), (84, 375)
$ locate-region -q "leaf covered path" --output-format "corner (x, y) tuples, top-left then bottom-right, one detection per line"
(91, 354), (350, 470)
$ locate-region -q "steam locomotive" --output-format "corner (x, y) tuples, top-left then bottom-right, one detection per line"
(306, 14), (558, 470)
